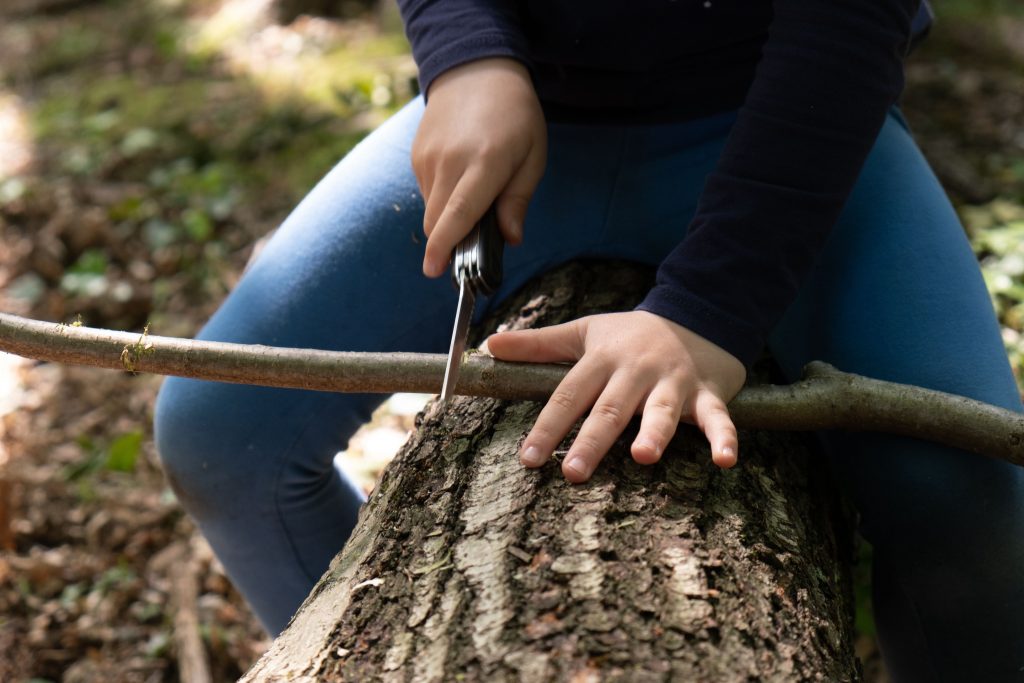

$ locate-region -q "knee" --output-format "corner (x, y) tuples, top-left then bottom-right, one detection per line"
(868, 454), (1024, 680)
(848, 436), (1024, 577)
(153, 376), (272, 519)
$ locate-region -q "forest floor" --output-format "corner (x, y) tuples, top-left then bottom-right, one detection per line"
(1, 0), (1023, 681)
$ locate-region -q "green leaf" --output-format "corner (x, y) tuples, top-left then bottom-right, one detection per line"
(181, 208), (214, 242)
(60, 583), (84, 608)
(64, 436), (103, 482)
(68, 248), (109, 275)
(96, 564), (136, 593)
(106, 431), (143, 472)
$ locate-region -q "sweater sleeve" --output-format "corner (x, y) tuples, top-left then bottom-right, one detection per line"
(636, 0), (920, 368)
(396, 0), (531, 96)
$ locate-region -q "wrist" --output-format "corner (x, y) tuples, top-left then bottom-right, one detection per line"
(428, 57), (533, 99)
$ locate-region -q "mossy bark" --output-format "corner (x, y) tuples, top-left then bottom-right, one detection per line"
(241, 261), (860, 682)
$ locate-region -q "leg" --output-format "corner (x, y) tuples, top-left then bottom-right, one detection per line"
(154, 98), (456, 634)
(769, 111), (1024, 681)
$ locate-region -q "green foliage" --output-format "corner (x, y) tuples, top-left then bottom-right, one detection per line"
(64, 431), (144, 484)
(966, 199), (1024, 384)
(61, 249), (110, 298)
(59, 582), (85, 609)
(63, 435), (104, 483)
(28, 23), (106, 78)
(144, 630), (171, 658)
(95, 564), (137, 593)
(106, 431), (144, 472)
(932, 0), (1024, 19)
(67, 249), (109, 276)
(6, 0), (414, 335)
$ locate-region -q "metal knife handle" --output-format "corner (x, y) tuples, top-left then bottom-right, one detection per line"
(451, 206), (504, 296)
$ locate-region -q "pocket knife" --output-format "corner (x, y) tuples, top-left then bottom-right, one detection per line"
(440, 206), (504, 402)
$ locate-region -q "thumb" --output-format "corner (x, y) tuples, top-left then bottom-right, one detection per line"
(482, 320), (586, 363)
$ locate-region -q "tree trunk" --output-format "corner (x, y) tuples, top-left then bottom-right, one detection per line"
(241, 261), (861, 682)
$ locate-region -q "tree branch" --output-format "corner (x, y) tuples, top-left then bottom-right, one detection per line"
(1, 311), (1021, 465)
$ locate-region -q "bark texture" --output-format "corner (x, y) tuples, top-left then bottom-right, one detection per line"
(244, 261), (861, 682)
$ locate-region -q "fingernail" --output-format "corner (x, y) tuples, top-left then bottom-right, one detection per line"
(521, 446), (545, 467)
(478, 338), (493, 356)
(721, 446), (735, 459)
(564, 455), (589, 479)
(635, 438), (660, 457)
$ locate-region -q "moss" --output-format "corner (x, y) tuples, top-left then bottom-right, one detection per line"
(258, 126), (367, 198)
(27, 25), (107, 78)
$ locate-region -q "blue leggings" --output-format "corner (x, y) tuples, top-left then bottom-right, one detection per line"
(154, 97), (1024, 679)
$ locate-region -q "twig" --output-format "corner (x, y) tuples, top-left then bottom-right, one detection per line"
(0, 312), (562, 397)
(166, 540), (212, 683)
(0, 312), (1022, 465)
(0, 477), (14, 551)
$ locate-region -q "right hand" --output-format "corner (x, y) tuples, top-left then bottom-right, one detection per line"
(412, 58), (547, 278)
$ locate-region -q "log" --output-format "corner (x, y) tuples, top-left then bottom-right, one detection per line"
(242, 262), (862, 682)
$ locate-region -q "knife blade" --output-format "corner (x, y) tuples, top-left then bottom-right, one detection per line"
(440, 206), (503, 402)
(441, 275), (475, 402)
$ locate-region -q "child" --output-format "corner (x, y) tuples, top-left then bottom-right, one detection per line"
(155, 1), (1024, 678)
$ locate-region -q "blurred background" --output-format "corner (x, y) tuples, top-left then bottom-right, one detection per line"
(0, 0), (1022, 680)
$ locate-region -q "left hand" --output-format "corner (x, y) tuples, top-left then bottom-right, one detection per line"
(482, 310), (747, 483)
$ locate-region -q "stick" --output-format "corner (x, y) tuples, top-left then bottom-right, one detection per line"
(0, 478), (14, 551)
(167, 541), (212, 683)
(1, 312), (1021, 465)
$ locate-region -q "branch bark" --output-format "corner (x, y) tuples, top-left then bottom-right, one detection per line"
(1, 305), (1021, 466)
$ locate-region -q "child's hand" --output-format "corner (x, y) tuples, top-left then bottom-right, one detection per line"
(413, 58), (546, 278)
(483, 311), (747, 482)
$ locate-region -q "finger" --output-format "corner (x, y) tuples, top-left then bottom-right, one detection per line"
(410, 133), (435, 200)
(563, 372), (648, 483)
(694, 391), (739, 468)
(519, 357), (607, 470)
(483, 321), (587, 364)
(632, 382), (685, 466)
(423, 164), (509, 277)
(495, 192), (527, 246)
(422, 167), (458, 241)
(495, 145), (545, 246)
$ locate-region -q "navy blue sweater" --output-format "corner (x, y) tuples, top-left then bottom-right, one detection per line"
(397, 0), (922, 367)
